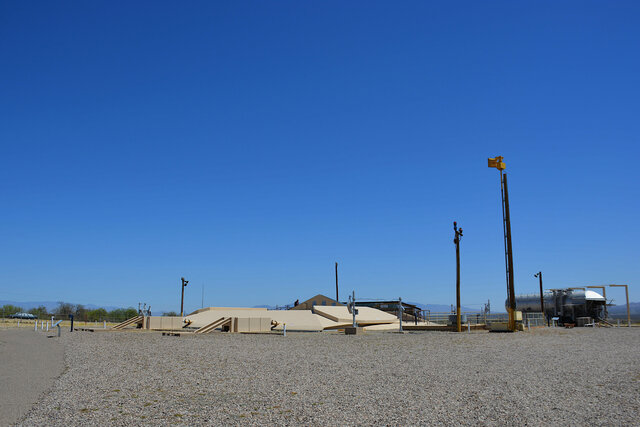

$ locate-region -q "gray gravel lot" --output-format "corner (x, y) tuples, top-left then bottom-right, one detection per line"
(19, 328), (640, 426)
(0, 328), (63, 427)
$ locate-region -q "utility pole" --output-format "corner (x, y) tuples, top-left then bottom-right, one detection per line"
(534, 272), (546, 325)
(398, 297), (404, 332)
(335, 262), (339, 303)
(453, 221), (463, 332)
(609, 284), (630, 327)
(488, 156), (517, 332)
(180, 277), (189, 317)
(201, 282), (204, 309)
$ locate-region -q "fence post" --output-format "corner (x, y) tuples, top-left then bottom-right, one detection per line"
(283, 323), (286, 337)
(34, 321), (38, 331)
(104, 321), (107, 329)
(467, 322), (470, 333)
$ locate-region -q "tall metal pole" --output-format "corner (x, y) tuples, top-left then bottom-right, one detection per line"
(610, 285), (630, 327)
(489, 157), (516, 332)
(180, 277), (189, 317)
(535, 272), (545, 325)
(335, 262), (339, 302)
(500, 169), (510, 314)
(453, 221), (463, 332)
(538, 272), (544, 314)
(503, 174), (516, 331)
(624, 285), (630, 327)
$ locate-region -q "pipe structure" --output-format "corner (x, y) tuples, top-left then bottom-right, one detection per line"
(586, 286), (608, 319)
(609, 284), (631, 327)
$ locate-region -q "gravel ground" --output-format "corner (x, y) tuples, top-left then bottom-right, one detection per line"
(19, 328), (640, 426)
(0, 329), (64, 426)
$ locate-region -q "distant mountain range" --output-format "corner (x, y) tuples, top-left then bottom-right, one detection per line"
(607, 302), (640, 318)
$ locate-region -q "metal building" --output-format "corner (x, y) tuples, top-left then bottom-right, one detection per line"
(511, 288), (606, 325)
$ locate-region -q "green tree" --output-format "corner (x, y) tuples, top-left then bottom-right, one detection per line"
(55, 302), (75, 316)
(163, 311), (178, 316)
(2, 304), (24, 317)
(87, 308), (108, 322)
(108, 307), (139, 322)
(74, 304), (88, 321)
(28, 306), (49, 319)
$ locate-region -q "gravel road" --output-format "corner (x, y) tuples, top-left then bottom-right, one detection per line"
(18, 328), (640, 426)
(0, 328), (64, 427)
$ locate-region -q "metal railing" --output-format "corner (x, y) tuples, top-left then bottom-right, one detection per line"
(423, 311), (547, 326)
(424, 312), (502, 325)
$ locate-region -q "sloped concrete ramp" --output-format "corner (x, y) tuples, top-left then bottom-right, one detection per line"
(182, 306), (404, 332)
(313, 305), (397, 325)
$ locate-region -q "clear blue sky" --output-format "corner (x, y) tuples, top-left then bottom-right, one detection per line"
(1, 1), (638, 313)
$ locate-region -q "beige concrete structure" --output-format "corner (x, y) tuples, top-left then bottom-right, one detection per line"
(236, 317), (272, 333)
(312, 305), (397, 326)
(112, 300), (409, 333)
(145, 316), (183, 330)
(112, 315), (143, 330)
(186, 307), (326, 332)
(183, 304), (403, 332)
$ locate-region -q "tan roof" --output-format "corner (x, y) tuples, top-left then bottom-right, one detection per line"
(186, 307), (327, 331)
(184, 305), (401, 332)
(313, 305), (397, 325)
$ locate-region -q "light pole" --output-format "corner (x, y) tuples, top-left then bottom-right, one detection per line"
(180, 277), (189, 317)
(534, 272), (546, 325)
(488, 156), (516, 331)
(453, 221), (463, 332)
(609, 284), (630, 327)
(335, 262), (339, 303)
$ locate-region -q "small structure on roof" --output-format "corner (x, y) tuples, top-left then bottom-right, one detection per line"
(355, 300), (422, 322)
(290, 294), (342, 310)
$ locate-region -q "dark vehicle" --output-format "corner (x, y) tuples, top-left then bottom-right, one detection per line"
(8, 312), (38, 320)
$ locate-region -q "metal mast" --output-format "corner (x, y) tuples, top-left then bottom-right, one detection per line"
(453, 221), (463, 332)
(488, 156), (516, 331)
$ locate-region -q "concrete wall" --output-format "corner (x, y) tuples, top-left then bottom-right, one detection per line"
(145, 316), (184, 330)
(236, 317), (271, 333)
